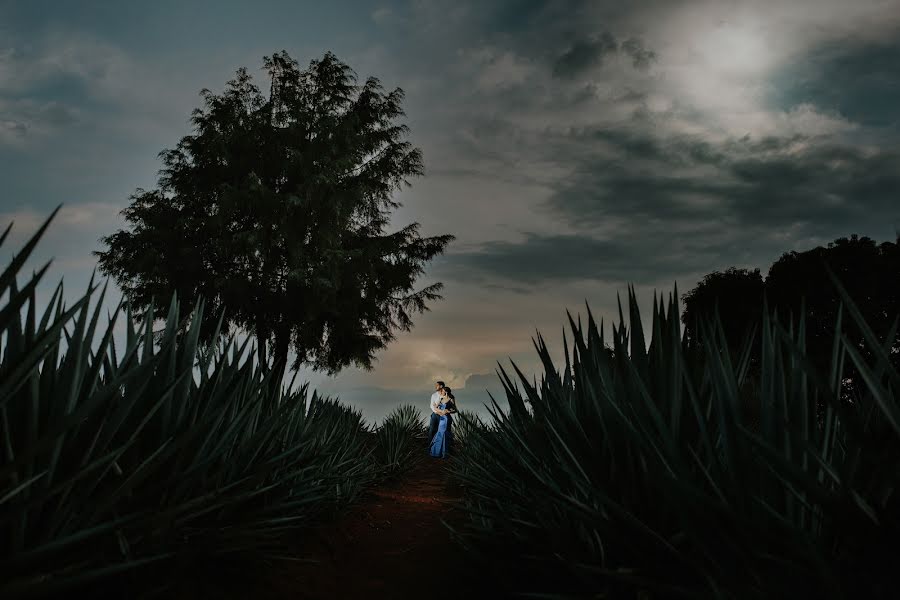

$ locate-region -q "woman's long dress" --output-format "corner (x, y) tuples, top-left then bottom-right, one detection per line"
(429, 402), (454, 458)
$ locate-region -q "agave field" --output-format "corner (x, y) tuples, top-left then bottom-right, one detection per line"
(450, 282), (900, 598)
(0, 211), (425, 598)
(7, 208), (899, 600)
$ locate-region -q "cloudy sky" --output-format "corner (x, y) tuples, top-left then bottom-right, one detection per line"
(2, 0), (899, 422)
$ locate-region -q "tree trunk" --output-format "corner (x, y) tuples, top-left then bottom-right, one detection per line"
(256, 320), (268, 369)
(273, 325), (290, 372)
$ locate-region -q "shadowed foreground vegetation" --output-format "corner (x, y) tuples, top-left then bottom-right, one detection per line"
(449, 278), (900, 598)
(0, 213), (425, 599)
(6, 210), (900, 599)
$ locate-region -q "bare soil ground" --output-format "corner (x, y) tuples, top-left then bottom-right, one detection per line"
(256, 457), (508, 599)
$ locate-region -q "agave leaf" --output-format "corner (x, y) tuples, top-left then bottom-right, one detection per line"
(0, 296), (91, 405)
(0, 471), (46, 506)
(0, 205), (61, 299)
(78, 285), (120, 396)
(0, 263), (51, 334)
(0, 371), (129, 482)
(3, 513), (140, 570)
(0, 221), (12, 247)
(2, 445), (127, 531)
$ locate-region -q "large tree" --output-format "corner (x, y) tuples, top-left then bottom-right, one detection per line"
(681, 267), (766, 358)
(97, 51), (454, 373)
(681, 234), (900, 395)
(766, 234), (900, 383)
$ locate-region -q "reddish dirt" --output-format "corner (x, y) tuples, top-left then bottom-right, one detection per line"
(256, 457), (505, 599)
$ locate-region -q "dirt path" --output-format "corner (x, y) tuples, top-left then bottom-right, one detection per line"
(260, 457), (502, 599)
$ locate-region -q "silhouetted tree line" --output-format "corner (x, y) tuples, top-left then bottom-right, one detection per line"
(681, 233), (900, 405)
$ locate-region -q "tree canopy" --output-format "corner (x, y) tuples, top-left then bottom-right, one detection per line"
(766, 234), (900, 380)
(680, 266), (765, 356)
(97, 51), (454, 373)
(681, 234), (900, 392)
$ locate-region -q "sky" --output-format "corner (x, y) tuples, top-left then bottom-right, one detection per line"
(2, 0), (900, 423)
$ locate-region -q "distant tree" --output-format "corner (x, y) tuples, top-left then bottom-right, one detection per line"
(681, 267), (766, 361)
(766, 234), (900, 390)
(681, 234), (900, 401)
(97, 51), (454, 373)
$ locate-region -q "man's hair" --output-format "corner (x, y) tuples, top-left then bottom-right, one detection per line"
(436, 380), (445, 387)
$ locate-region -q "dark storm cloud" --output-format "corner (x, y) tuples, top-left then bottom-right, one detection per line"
(546, 131), (900, 228)
(441, 122), (900, 286)
(463, 372), (503, 392)
(0, 120), (28, 138)
(461, 372), (509, 406)
(482, 0), (567, 33)
(444, 231), (718, 285)
(769, 40), (900, 127)
(553, 32), (618, 78)
(552, 32), (656, 78)
(0, 99), (81, 142)
(620, 37), (657, 70)
(382, 2), (900, 292)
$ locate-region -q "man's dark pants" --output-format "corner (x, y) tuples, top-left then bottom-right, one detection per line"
(427, 412), (439, 446)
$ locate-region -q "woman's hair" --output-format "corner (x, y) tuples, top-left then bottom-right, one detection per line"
(442, 387), (455, 401)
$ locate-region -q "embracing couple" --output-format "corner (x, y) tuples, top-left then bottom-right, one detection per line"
(427, 381), (458, 459)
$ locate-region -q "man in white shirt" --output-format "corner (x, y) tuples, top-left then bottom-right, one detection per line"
(427, 380), (445, 445)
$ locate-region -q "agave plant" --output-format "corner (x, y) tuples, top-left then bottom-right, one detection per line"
(448, 410), (491, 448)
(0, 209), (375, 598)
(375, 404), (426, 477)
(449, 280), (900, 598)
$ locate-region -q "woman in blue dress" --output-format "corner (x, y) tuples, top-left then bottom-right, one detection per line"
(429, 386), (457, 459)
